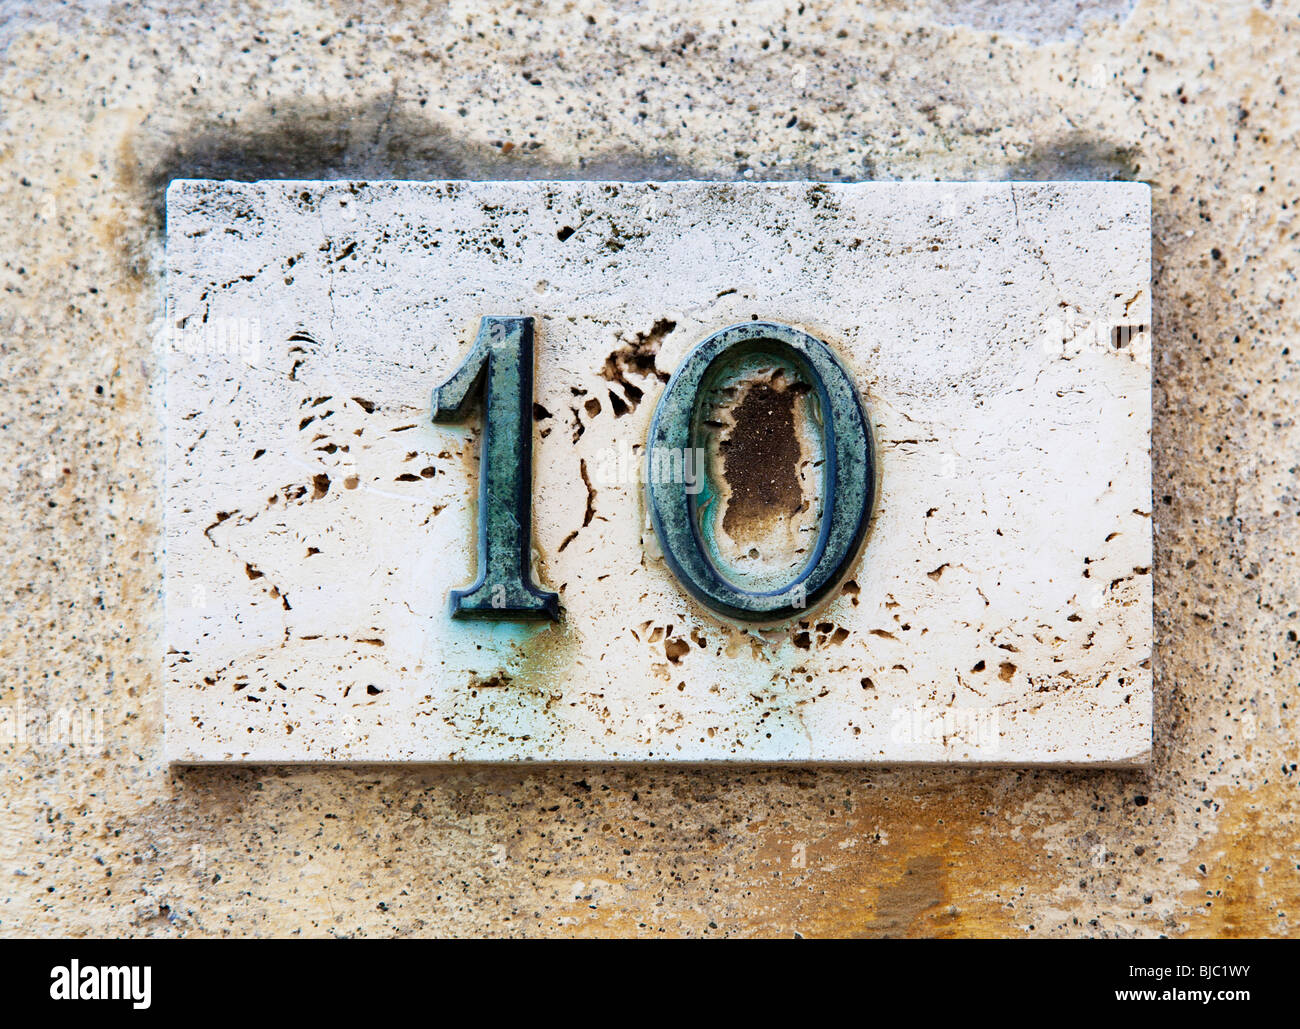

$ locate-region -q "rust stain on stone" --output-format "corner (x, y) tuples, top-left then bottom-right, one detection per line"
(1176, 780), (1300, 938)
(601, 318), (674, 389)
(744, 777), (1055, 938)
(867, 854), (956, 937)
(718, 372), (809, 545)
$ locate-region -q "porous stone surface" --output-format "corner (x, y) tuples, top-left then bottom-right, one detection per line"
(165, 179), (1151, 764)
(1, 0), (1295, 935)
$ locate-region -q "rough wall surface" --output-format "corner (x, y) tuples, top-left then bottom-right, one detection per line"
(0, 0), (1294, 937)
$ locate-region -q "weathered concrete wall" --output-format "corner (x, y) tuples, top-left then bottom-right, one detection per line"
(0, 0), (1294, 937)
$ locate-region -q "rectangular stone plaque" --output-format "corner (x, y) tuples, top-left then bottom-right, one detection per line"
(164, 179), (1152, 764)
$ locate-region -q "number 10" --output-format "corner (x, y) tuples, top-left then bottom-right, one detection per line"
(431, 316), (875, 624)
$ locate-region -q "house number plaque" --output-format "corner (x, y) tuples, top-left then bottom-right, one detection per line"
(164, 179), (1152, 765)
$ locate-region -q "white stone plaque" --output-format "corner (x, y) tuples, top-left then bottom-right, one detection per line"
(164, 179), (1152, 764)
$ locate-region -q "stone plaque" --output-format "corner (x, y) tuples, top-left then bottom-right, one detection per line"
(164, 180), (1152, 764)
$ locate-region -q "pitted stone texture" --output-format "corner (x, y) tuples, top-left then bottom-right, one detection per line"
(5, 0), (1295, 941)
(164, 179), (1151, 764)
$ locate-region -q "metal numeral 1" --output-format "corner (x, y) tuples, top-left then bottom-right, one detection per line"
(645, 321), (875, 621)
(431, 316), (560, 620)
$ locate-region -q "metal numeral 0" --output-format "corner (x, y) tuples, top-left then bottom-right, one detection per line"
(431, 316), (559, 620)
(645, 322), (875, 621)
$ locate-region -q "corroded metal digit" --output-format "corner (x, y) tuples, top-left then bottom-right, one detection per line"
(646, 321), (875, 621)
(431, 316), (560, 620)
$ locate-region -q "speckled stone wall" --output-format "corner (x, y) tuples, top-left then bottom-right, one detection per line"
(0, 0), (1295, 937)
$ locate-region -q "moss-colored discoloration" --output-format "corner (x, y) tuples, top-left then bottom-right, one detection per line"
(1, 0), (1295, 936)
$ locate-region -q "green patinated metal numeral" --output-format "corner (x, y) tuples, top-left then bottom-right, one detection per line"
(431, 316), (560, 621)
(646, 322), (875, 622)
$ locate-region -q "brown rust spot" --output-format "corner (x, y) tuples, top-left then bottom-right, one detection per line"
(664, 637), (690, 663)
(469, 672), (513, 690)
(601, 318), (674, 388)
(718, 374), (806, 545)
